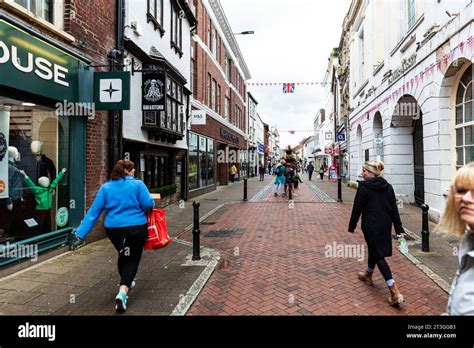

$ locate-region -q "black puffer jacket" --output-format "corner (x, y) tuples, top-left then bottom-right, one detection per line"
(348, 177), (404, 258)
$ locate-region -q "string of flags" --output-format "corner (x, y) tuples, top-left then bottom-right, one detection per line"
(279, 130), (314, 134)
(350, 35), (473, 129)
(246, 81), (335, 93)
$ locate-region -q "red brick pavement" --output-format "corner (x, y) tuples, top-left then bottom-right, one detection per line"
(183, 182), (448, 315)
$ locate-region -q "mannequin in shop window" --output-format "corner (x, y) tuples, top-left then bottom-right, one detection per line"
(31, 140), (56, 182)
(20, 168), (66, 234)
(0, 147), (25, 240)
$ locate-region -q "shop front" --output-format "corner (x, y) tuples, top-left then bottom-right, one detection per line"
(0, 17), (92, 266)
(122, 44), (190, 207)
(189, 114), (247, 198)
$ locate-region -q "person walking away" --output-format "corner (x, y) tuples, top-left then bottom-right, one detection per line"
(436, 162), (474, 315)
(268, 163), (272, 175)
(73, 160), (155, 313)
(274, 160), (286, 196)
(284, 164), (296, 196)
(293, 171), (303, 189)
(307, 162), (314, 181)
(229, 164), (237, 183)
(259, 163), (265, 181)
(348, 161), (406, 307)
(319, 164), (325, 181)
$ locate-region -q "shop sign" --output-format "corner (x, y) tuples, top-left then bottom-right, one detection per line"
(0, 19), (80, 102)
(191, 110), (206, 125)
(142, 71), (166, 111)
(257, 143), (265, 153)
(220, 128), (240, 144)
(388, 53), (417, 85)
(334, 146), (340, 156)
(324, 146), (333, 155)
(56, 207), (69, 227)
(93, 72), (130, 110)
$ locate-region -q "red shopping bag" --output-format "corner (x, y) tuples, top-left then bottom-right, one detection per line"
(144, 208), (172, 250)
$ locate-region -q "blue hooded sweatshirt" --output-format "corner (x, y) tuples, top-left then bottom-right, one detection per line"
(75, 176), (154, 239)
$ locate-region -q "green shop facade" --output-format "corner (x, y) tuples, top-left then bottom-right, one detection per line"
(0, 16), (92, 268)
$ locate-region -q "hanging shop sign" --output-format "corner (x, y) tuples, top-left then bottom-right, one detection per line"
(93, 72), (130, 110)
(142, 71), (166, 111)
(324, 146), (333, 155)
(0, 19), (80, 102)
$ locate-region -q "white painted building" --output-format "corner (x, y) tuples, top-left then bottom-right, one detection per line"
(313, 108), (332, 171)
(247, 92), (258, 177)
(344, 0), (473, 220)
(122, 0), (197, 204)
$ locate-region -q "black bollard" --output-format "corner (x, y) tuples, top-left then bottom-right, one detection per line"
(421, 204), (430, 252)
(288, 185), (292, 200)
(192, 201), (201, 260)
(243, 178), (248, 201)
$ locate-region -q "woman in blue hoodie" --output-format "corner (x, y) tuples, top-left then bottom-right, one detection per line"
(74, 160), (154, 312)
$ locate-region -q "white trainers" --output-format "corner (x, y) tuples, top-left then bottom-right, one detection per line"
(115, 291), (128, 313)
(130, 279), (136, 289)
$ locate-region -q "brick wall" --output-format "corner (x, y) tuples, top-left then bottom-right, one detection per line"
(192, 0), (247, 134)
(64, 0), (117, 240)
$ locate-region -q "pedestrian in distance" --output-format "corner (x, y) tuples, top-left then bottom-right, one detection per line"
(259, 163), (265, 181)
(319, 164), (325, 181)
(307, 162), (314, 181)
(436, 162), (474, 315)
(284, 164), (296, 196)
(348, 161), (406, 307)
(268, 162), (272, 175)
(293, 171), (303, 189)
(229, 164), (237, 183)
(274, 160), (286, 196)
(72, 160), (155, 313)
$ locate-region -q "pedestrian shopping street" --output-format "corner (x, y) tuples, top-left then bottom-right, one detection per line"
(0, 175), (452, 316)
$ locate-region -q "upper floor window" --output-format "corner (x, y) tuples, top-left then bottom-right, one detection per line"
(14, 0), (64, 28)
(225, 56), (230, 80)
(170, 3), (183, 56)
(224, 96), (230, 119)
(358, 27), (365, 85)
(455, 64), (473, 169)
(407, 0), (416, 29)
(147, 0), (165, 35)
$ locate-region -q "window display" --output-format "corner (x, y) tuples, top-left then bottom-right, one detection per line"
(188, 132), (215, 190)
(0, 103), (69, 243)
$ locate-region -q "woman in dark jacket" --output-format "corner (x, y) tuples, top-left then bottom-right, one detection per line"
(348, 161), (406, 307)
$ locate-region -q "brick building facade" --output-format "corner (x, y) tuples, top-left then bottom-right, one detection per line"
(188, 0), (251, 197)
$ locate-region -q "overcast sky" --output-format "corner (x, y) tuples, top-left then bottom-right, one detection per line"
(220, 0), (352, 148)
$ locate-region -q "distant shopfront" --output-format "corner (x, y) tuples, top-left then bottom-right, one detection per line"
(189, 112), (247, 198)
(0, 16), (92, 267)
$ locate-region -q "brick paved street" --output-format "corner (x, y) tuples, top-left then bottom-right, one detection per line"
(184, 177), (449, 315)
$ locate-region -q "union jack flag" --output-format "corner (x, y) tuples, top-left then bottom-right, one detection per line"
(283, 83), (295, 93)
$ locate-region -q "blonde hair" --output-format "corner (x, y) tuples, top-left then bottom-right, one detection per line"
(436, 162), (474, 237)
(363, 161), (384, 177)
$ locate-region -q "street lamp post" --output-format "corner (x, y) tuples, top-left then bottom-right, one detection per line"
(233, 31), (255, 35)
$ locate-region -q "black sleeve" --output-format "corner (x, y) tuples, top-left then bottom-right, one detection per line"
(388, 185), (404, 234)
(348, 185), (367, 232)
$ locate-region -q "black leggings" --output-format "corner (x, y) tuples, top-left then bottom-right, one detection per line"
(368, 253), (393, 281)
(106, 224), (148, 288)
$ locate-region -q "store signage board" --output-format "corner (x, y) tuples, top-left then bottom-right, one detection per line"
(142, 71), (166, 111)
(0, 19), (80, 102)
(94, 72), (130, 110)
(191, 110), (206, 125)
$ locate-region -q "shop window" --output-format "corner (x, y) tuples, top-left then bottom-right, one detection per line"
(0, 103), (69, 243)
(188, 133), (214, 190)
(143, 153), (173, 195)
(189, 133), (198, 190)
(455, 64), (473, 169)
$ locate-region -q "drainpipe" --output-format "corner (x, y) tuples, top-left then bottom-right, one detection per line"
(109, 0), (125, 173)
